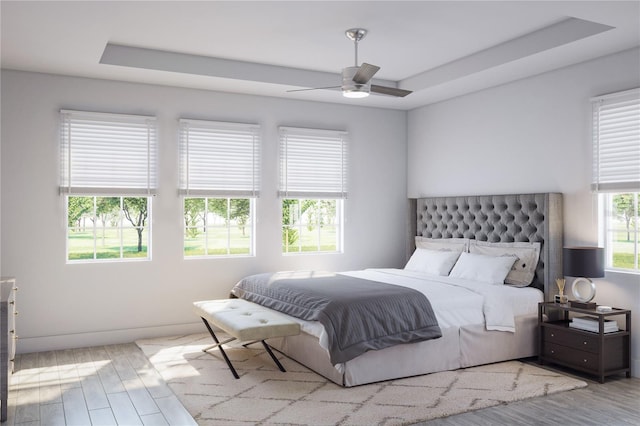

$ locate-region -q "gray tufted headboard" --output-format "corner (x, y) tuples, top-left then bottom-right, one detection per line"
(408, 193), (563, 301)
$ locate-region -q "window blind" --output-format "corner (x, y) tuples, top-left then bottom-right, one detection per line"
(179, 119), (261, 197)
(60, 110), (157, 195)
(591, 88), (640, 192)
(279, 126), (348, 198)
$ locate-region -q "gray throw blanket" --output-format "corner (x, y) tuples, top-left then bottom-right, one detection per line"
(231, 272), (442, 365)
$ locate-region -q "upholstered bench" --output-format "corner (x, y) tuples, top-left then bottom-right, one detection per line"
(193, 299), (300, 379)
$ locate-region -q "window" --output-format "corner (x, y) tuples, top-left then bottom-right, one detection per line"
(67, 196), (150, 260)
(282, 199), (342, 253)
(592, 88), (640, 272)
(279, 127), (347, 253)
(601, 193), (639, 271)
(184, 197), (254, 256)
(60, 110), (157, 262)
(179, 119), (260, 257)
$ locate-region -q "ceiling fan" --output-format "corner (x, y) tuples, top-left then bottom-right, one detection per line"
(288, 28), (412, 99)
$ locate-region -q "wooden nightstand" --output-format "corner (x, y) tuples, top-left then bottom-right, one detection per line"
(538, 302), (631, 383)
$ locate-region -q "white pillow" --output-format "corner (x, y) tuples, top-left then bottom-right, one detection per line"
(415, 236), (469, 253)
(405, 248), (461, 276)
(449, 252), (517, 284)
(469, 241), (541, 287)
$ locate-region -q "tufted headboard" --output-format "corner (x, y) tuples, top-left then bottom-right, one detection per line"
(408, 193), (563, 300)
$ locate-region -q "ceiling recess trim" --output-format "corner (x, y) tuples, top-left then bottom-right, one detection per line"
(401, 17), (615, 90)
(99, 44), (397, 91)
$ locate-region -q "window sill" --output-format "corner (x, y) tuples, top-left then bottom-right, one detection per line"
(604, 269), (640, 285)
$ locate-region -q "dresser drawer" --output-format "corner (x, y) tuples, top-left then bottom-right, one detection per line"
(543, 327), (598, 353)
(543, 342), (598, 372)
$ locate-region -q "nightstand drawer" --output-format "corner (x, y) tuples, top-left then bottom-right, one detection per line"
(543, 342), (598, 370)
(543, 327), (598, 353)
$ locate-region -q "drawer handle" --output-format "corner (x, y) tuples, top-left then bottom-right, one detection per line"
(14, 311), (18, 316)
(551, 350), (555, 354)
(551, 333), (555, 337)
(584, 359), (588, 363)
(583, 341), (587, 345)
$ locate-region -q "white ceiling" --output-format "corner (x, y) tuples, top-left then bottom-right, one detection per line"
(2, 1), (639, 110)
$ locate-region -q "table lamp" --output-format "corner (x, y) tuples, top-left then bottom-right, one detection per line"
(563, 246), (604, 309)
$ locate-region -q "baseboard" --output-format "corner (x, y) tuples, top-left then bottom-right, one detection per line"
(16, 322), (204, 354)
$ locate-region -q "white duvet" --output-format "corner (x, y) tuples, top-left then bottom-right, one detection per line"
(288, 268), (543, 346)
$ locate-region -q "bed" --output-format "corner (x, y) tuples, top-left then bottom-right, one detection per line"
(232, 193), (563, 387)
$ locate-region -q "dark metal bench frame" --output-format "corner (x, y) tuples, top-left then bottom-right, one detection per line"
(200, 317), (286, 379)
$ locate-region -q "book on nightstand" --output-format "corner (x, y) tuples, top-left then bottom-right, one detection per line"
(569, 316), (619, 333)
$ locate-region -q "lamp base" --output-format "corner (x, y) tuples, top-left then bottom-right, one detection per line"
(569, 300), (597, 310)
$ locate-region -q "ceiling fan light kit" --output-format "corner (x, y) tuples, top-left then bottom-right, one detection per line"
(342, 66), (370, 98)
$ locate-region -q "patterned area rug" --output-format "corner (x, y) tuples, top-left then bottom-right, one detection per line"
(136, 333), (587, 425)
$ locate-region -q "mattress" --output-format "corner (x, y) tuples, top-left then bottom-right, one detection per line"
(282, 268), (543, 348)
(261, 269), (544, 386)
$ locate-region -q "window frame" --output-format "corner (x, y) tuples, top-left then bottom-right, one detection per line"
(591, 88), (640, 274)
(179, 119), (260, 258)
(60, 110), (157, 264)
(66, 195), (152, 263)
(278, 126), (348, 255)
(281, 198), (344, 255)
(599, 192), (639, 274)
(183, 196), (256, 258)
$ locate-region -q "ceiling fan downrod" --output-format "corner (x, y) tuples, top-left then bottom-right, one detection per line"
(345, 28), (367, 66)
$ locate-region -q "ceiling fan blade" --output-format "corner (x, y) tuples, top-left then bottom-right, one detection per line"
(371, 84), (413, 97)
(352, 63), (380, 84)
(287, 86), (341, 93)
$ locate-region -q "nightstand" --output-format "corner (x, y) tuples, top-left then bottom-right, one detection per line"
(538, 302), (631, 383)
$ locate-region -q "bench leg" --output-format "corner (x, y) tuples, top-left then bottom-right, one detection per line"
(200, 317), (239, 379)
(242, 340), (286, 372)
(261, 340), (286, 372)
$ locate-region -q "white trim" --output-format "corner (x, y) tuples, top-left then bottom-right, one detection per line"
(590, 87), (640, 103)
(61, 109), (156, 122)
(16, 322), (203, 354)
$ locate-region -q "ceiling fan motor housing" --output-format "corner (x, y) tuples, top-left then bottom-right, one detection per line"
(342, 66), (371, 98)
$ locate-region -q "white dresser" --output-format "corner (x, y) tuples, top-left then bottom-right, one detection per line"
(0, 277), (17, 423)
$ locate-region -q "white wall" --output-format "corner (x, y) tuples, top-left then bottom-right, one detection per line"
(408, 48), (640, 377)
(0, 70), (408, 352)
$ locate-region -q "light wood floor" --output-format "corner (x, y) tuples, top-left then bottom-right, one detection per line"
(5, 345), (639, 425)
(5, 343), (196, 425)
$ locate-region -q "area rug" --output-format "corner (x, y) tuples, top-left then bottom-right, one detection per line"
(136, 333), (587, 425)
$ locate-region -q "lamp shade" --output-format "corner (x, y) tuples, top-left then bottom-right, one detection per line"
(563, 247), (605, 278)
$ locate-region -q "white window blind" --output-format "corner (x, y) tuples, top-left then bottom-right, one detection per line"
(60, 110), (157, 195)
(279, 127), (348, 198)
(179, 119), (261, 197)
(591, 88), (640, 192)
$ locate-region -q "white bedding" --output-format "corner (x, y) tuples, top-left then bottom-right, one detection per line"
(286, 268), (543, 348)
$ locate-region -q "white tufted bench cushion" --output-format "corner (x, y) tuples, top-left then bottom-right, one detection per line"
(193, 298), (300, 342)
(193, 298), (300, 378)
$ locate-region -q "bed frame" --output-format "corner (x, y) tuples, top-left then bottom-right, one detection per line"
(270, 193), (564, 386)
